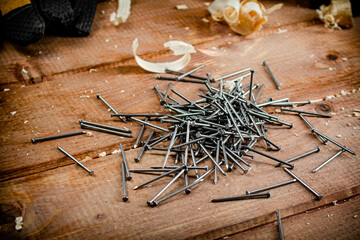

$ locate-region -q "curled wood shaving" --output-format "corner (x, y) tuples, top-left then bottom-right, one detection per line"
(316, 0), (353, 30)
(132, 38), (196, 73)
(110, 0), (131, 26)
(208, 0), (269, 35)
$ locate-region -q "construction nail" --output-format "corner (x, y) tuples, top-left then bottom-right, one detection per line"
(281, 107), (333, 118)
(312, 129), (356, 155)
(80, 123), (132, 138)
(275, 147), (320, 167)
(57, 146), (94, 175)
(312, 149), (345, 173)
(157, 75), (206, 84)
(31, 131), (87, 143)
(130, 117), (169, 132)
(263, 61), (281, 90)
(97, 93), (126, 122)
(111, 113), (163, 119)
(244, 147), (294, 168)
(276, 210), (284, 240)
(79, 119), (131, 133)
(176, 64), (205, 80)
(134, 117), (148, 148)
(283, 168), (322, 200)
(213, 67), (252, 81)
(135, 130), (155, 162)
(211, 192), (270, 202)
(298, 114), (327, 144)
(119, 143), (132, 180)
(134, 165), (185, 190)
(246, 179), (296, 194)
(121, 161), (129, 202)
(165, 67), (207, 80)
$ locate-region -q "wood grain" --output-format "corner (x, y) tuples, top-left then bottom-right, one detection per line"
(1, 18), (359, 181)
(226, 196), (360, 240)
(0, 0), (318, 88)
(0, 0), (359, 239)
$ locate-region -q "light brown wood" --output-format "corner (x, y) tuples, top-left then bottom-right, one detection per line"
(0, 0), (359, 239)
(226, 196), (360, 240)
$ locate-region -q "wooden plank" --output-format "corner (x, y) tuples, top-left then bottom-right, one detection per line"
(0, 93), (359, 239)
(0, 18), (359, 181)
(0, 0), (319, 88)
(225, 196), (360, 240)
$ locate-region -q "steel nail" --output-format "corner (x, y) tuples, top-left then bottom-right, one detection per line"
(79, 119), (131, 133)
(283, 167), (322, 200)
(281, 107), (333, 118)
(31, 131), (87, 143)
(121, 161), (129, 202)
(276, 210), (284, 240)
(135, 130), (155, 162)
(275, 147), (320, 167)
(57, 146), (94, 175)
(97, 93), (126, 122)
(263, 61), (281, 90)
(119, 143), (132, 180)
(80, 123), (133, 138)
(312, 149), (345, 173)
(246, 179), (296, 194)
(211, 192), (270, 202)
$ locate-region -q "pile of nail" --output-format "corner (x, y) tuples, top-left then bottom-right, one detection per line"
(31, 63), (356, 207)
(123, 65), (355, 207)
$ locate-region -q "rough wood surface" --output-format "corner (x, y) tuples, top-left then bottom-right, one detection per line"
(0, 0), (359, 239)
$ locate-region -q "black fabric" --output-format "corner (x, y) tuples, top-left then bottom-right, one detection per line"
(2, 4), (45, 45)
(1, 0), (97, 45)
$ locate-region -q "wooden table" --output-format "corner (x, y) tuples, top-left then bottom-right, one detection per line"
(0, 1), (359, 239)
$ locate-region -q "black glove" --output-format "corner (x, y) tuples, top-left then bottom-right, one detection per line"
(1, 0), (97, 45)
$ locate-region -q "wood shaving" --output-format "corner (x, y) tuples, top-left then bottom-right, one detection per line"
(112, 149), (121, 155)
(354, 112), (360, 117)
(83, 156), (92, 161)
(4, 88), (10, 91)
(10, 111), (16, 115)
(330, 112), (336, 115)
(336, 134), (342, 138)
(176, 4), (188, 10)
(333, 200), (338, 205)
(201, 18), (210, 23)
(132, 38), (196, 73)
(316, 0), (353, 30)
(340, 89), (350, 96)
(325, 95), (335, 100)
(99, 152), (107, 158)
(86, 132), (93, 137)
(340, 107), (345, 110)
(15, 216), (23, 230)
(353, 109), (360, 112)
(208, 0), (268, 35)
(277, 28), (287, 34)
(110, 0), (131, 25)
(24, 120), (29, 124)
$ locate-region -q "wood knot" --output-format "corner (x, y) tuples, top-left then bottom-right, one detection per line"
(326, 51), (339, 61)
(315, 103), (333, 113)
